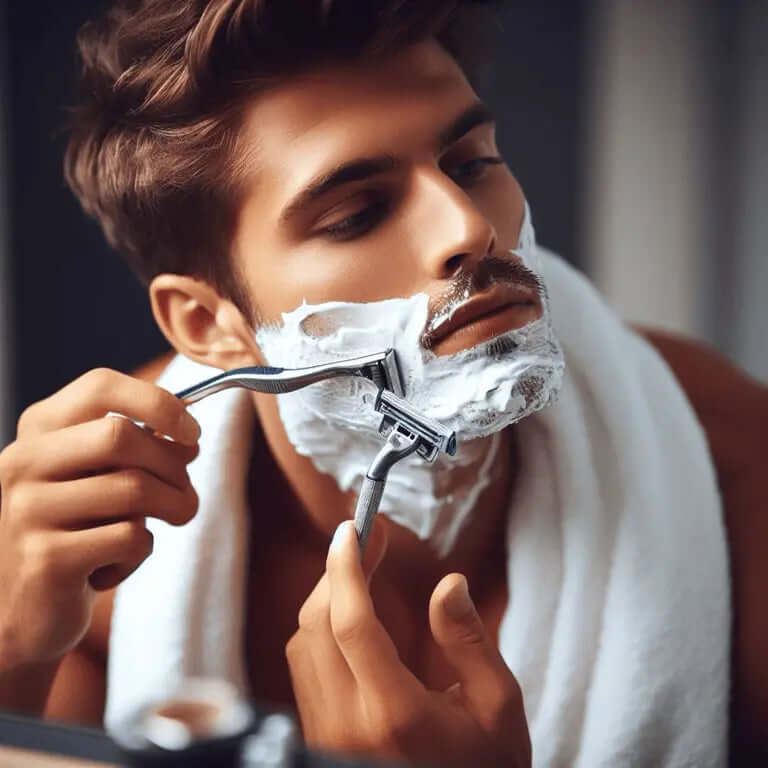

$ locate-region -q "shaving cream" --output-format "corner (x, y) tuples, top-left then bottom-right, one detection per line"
(255, 201), (565, 555)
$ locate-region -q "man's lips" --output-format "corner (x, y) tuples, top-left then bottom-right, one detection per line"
(423, 283), (542, 353)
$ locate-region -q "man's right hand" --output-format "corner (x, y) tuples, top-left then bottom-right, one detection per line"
(0, 367), (200, 678)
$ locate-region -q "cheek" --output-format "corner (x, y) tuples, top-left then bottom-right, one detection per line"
(244, 235), (429, 320)
(240, 240), (410, 322)
(231, 200), (384, 323)
(238, 172), (527, 322)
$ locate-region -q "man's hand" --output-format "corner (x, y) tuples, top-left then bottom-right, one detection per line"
(0, 368), (200, 712)
(286, 519), (531, 768)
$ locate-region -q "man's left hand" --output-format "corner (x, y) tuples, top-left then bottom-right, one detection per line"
(285, 519), (531, 767)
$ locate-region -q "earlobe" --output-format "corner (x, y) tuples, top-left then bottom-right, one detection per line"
(149, 274), (260, 371)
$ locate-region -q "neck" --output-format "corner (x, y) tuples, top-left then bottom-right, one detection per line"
(249, 391), (516, 594)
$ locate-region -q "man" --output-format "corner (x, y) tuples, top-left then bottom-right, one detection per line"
(0, 1), (765, 766)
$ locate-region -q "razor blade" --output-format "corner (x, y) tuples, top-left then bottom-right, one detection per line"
(375, 389), (457, 463)
(354, 390), (458, 550)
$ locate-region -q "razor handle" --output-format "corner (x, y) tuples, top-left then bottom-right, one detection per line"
(353, 477), (387, 550)
(353, 429), (420, 551)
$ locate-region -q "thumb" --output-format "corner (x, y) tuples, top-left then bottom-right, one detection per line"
(429, 574), (524, 734)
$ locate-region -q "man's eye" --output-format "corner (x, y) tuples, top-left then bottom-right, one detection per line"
(448, 156), (505, 186)
(321, 200), (388, 241)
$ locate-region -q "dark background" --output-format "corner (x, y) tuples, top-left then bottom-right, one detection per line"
(1, 0), (587, 422)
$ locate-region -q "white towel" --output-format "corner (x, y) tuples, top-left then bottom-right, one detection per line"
(105, 250), (730, 767)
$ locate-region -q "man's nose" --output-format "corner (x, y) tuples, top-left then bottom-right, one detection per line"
(413, 168), (497, 280)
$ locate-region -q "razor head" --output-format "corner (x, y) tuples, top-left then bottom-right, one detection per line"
(380, 349), (405, 398)
(350, 349), (405, 397)
(375, 389), (457, 462)
(363, 349), (404, 397)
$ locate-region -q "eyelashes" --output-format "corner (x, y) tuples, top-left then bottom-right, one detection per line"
(319, 156), (505, 242)
(448, 155), (504, 185)
(321, 198), (390, 240)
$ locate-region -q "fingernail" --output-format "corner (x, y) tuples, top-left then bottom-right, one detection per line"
(180, 411), (201, 444)
(443, 576), (477, 622)
(329, 520), (351, 554)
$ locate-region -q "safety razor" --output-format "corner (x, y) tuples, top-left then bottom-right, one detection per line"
(354, 389), (457, 552)
(119, 350), (404, 433)
(174, 349), (404, 401)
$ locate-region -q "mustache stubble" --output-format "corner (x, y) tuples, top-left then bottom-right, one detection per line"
(426, 256), (545, 331)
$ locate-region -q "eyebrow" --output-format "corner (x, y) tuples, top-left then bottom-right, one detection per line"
(437, 101), (495, 153)
(278, 101), (495, 226)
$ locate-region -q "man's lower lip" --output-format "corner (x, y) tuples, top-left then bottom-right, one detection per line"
(429, 302), (541, 356)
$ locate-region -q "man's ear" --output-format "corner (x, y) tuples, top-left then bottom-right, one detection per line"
(149, 274), (262, 370)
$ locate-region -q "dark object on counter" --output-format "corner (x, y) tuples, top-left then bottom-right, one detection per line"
(0, 710), (122, 764)
(111, 678), (257, 767)
(0, 686), (422, 767)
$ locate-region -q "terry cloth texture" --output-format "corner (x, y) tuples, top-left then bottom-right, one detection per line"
(105, 249), (730, 767)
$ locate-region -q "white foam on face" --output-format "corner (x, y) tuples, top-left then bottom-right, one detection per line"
(255, 201), (565, 556)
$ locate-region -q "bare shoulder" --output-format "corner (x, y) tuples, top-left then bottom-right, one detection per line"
(638, 326), (768, 758)
(636, 326), (766, 492)
(45, 350), (176, 726)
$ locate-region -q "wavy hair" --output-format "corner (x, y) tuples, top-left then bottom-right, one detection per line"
(65, 0), (498, 320)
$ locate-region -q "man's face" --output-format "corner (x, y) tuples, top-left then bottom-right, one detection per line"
(233, 39), (540, 358)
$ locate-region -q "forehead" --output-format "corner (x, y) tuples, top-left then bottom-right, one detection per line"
(238, 40), (477, 197)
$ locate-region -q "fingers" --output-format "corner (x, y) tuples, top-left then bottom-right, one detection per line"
(288, 572), (355, 711)
(7, 417), (198, 489)
(16, 368), (200, 445)
(443, 681), (465, 708)
(288, 516), (389, 701)
(28, 521), (154, 590)
(78, 519), (154, 576)
(289, 517), (421, 746)
(429, 574), (526, 737)
(89, 562), (144, 592)
(325, 520), (417, 694)
(10, 470), (198, 529)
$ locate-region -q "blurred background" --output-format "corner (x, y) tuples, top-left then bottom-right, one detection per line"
(0, 0), (766, 448)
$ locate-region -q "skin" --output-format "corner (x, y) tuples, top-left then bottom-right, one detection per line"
(156, 40), (530, 763)
(635, 329), (768, 764)
(0, 371), (200, 711)
(0, 37), (765, 766)
(151, 40), (528, 591)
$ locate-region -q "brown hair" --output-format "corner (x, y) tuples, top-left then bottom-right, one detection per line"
(65, 0), (498, 323)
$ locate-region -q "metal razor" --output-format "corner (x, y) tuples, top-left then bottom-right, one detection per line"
(121, 349), (404, 432)
(175, 349), (404, 402)
(354, 389), (457, 552)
